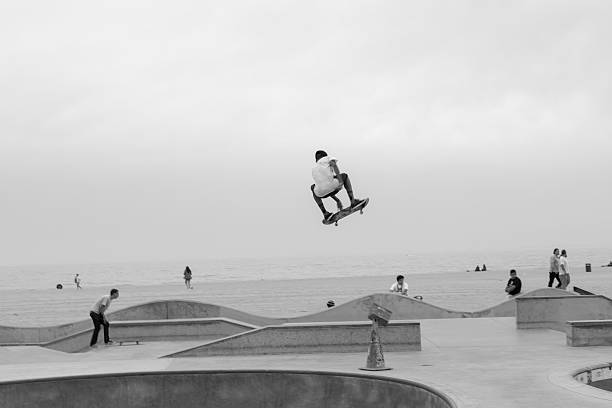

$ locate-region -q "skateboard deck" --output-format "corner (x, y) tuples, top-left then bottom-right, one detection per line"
(117, 339), (142, 346)
(323, 198), (369, 226)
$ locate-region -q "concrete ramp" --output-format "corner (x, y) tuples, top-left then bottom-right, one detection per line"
(165, 320), (421, 357)
(44, 318), (257, 353)
(0, 300), (278, 345)
(288, 288), (573, 323)
(1, 289), (574, 346)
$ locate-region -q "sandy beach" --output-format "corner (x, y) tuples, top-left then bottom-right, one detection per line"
(2, 265), (612, 327)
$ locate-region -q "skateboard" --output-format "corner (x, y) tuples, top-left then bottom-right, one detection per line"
(323, 198), (369, 226)
(117, 339), (142, 346)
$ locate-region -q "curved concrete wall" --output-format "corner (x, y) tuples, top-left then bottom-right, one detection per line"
(0, 288), (573, 345)
(0, 370), (457, 408)
(574, 363), (612, 392)
(288, 288), (571, 323)
(0, 300), (278, 344)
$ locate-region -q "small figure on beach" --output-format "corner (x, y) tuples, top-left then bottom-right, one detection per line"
(390, 275), (408, 295)
(481, 264), (487, 271)
(56, 283), (63, 290)
(559, 250), (570, 290)
(475, 265), (480, 272)
(505, 269), (522, 296)
(311, 150), (366, 223)
(89, 288), (119, 348)
(183, 266), (193, 289)
(74, 274), (82, 289)
(548, 248), (561, 288)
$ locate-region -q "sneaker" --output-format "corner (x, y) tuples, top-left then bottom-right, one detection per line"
(105, 340), (115, 345)
(323, 212), (334, 222)
(351, 199), (365, 208)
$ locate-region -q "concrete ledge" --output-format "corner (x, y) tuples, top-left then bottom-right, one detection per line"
(566, 320), (612, 347)
(44, 318), (257, 353)
(516, 295), (612, 331)
(0, 369), (456, 408)
(166, 320), (421, 357)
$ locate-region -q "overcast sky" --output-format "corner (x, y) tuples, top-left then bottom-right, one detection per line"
(1, 1), (611, 265)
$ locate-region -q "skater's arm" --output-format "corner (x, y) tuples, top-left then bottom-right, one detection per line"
(330, 160), (341, 178)
(99, 303), (109, 323)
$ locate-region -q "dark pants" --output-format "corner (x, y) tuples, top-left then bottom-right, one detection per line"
(548, 272), (561, 288)
(311, 173), (355, 215)
(90, 311), (110, 346)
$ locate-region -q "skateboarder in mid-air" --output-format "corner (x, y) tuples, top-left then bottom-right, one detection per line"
(311, 150), (365, 222)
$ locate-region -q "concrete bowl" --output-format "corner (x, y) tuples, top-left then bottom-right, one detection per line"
(0, 369), (457, 408)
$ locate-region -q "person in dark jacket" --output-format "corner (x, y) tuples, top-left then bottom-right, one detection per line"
(505, 269), (522, 296)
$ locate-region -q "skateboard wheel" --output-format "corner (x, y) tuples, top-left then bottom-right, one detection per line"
(335, 222), (338, 226)
(360, 209), (363, 214)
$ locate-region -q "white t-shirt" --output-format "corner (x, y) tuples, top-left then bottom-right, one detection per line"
(559, 257), (569, 275)
(91, 295), (112, 314)
(390, 281), (409, 293)
(312, 156), (341, 197)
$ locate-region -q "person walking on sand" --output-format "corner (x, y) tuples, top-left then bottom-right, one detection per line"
(74, 273), (82, 289)
(310, 150), (365, 222)
(183, 266), (193, 289)
(559, 249), (570, 290)
(548, 248), (561, 288)
(89, 289), (119, 348)
(390, 275), (409, 295)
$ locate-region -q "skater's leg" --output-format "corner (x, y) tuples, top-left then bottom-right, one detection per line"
(330, 194), (343, 211)
(90, 312), (102, 346)
(311, 184), (331, 217)
(337, 173), (362, 206)
(102, 319), (110, 343)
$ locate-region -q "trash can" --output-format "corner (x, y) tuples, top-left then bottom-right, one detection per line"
(586, 263), (591, 272)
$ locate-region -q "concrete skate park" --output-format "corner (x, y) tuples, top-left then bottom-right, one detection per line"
(2, 289), (612, 407)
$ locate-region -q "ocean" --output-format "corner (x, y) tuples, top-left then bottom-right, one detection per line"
(1, 247), (611, 291)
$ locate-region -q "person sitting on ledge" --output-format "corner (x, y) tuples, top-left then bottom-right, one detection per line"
(390, 275), (408, 295)
(505, 269), (522, 296)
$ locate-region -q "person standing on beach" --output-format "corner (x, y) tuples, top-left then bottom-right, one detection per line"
(559, 250), (570, 290)
(548, 248), (561, 288)
(390, 275), (409, 295)
(89, 288), (119, 347)
(184, 266), (193, 289)
(74, 273), (82, 289)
